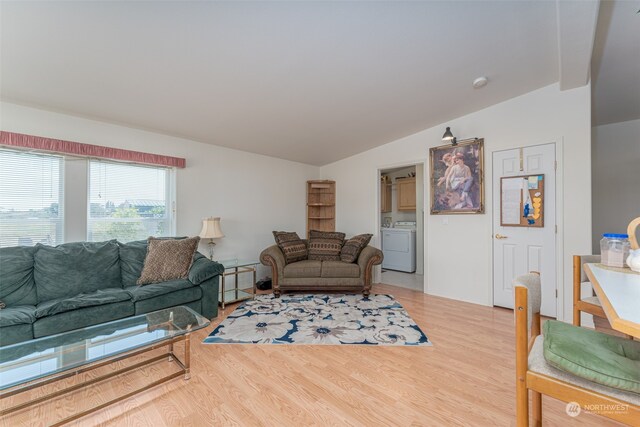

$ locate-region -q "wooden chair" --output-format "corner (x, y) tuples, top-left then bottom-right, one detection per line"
(572, 255), (606, 326)
(514, 273), (640, 426)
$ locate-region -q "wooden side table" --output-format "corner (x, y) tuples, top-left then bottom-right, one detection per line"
(218, 259), (258, 309)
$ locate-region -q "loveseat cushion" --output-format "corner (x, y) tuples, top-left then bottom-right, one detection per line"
(273, 231), (308, 264)
(340, 234), (373, 263)
(0, 305), (36, 327)
(34, 288), (132, 318)
(34, 240), (121, 302)
(0, 246), (38, 306)
(543, 320), (640, 393)
(321, 261), (361, 278)
(125, 279), (196, 302)
(283, 260), (322, 278)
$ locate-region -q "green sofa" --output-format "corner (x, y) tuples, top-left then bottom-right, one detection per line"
(0, 239), (223, 346)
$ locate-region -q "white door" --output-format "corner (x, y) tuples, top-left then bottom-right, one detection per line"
(492, 143), (557, 317)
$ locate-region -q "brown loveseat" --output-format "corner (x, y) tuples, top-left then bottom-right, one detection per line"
(260, 243), (383, 297)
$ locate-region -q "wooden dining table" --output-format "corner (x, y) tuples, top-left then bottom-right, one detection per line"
(584, 263), (640, 339)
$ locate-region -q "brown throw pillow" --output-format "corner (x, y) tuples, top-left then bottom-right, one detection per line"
(340, 233), (373, 263)
(137, 236), (200, 285)
(308, 230), (346, 261)
(273, 231), (307, 264)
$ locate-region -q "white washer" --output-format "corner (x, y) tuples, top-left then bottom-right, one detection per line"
(381, 222), (416, 273)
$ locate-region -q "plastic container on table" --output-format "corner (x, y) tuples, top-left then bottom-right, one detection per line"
(600, 233), (630, 268)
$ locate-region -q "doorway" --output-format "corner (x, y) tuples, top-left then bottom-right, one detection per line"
(492, 143), (557, 317)
(378, 164), (424, 291)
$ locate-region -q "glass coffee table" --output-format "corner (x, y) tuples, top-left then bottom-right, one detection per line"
(0, 306), (209, 426)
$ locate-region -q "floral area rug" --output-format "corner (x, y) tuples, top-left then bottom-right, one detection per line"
(203, 294), (431, 346)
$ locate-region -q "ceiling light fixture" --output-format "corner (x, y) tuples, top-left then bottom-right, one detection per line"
(442, 127), (457, 146)
(473, 76), (489, 89)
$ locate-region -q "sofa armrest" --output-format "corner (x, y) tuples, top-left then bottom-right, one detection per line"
(260, 245), (286, 295)
(189, 254), (224, 285)
(357, 246), (383, 297)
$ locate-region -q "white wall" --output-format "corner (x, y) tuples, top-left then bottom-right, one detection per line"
(0, 102), (320, 280)
(592, 119), (640, 251)
(320, 83), (592, 321)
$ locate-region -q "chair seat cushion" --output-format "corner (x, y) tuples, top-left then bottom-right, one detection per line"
(283, 260), (321, 278)
(0, 305), (36, 327)
(321, 261), (361, 278)
(529, 336), (640, 405)
(35, 288), (132, 318)
(542, 320), (640, 394)
(125, 279), (196, 302)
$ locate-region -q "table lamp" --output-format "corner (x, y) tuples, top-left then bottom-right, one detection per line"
(199, 217), (224, 260)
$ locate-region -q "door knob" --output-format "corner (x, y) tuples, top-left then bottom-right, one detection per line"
(495, 233), (508, 240)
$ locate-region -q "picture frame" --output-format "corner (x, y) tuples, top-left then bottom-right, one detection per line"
(430, 138), (484, 215)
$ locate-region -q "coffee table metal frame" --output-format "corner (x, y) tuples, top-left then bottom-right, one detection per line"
(0, 314), (200, 426)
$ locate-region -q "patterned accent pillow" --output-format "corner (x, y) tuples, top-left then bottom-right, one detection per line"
(273, 231), (307, 264)
(0, 301), (5, 310)
(340, 233), (373, 263)
(137, 236), (200, 285)
(309, 230), (346, 241)
(308, 230), (346, 261)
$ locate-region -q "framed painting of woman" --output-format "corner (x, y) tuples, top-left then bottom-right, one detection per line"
(430, 138), (484, 214)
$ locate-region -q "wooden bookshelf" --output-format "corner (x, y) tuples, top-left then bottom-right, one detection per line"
(306, 180), (336, 237)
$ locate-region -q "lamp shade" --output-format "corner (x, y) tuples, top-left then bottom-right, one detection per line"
(442, 127), (454, 141)
(199, 217), (225, 239)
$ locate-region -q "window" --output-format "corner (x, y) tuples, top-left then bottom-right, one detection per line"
(0, 149), (64, 248)
(88, 161), (173, 242)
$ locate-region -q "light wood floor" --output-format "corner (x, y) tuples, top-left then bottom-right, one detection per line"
(2, 283), (623, 427)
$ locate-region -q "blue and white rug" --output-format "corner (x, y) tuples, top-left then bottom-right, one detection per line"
(203, 294), (431, 346)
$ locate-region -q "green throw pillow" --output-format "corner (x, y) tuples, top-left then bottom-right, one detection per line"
(543, 320), (640, 394)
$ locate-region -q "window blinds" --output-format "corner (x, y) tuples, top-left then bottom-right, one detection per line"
(0, 149), (64, 248)
(87, 160), (173, 243)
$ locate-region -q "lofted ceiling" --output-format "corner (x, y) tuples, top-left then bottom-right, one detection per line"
(1, 1), (573, 165)
(591, 0), (640, 126)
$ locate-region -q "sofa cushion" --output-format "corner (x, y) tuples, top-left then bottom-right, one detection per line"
(125, 279), (196, 302)
(0, 305), (36, 327)
(340, 234), (373, 263)
(34, 240), (121, 302)
(132, 288), (202, 315)
(284, 260), (322, 278)
(543, 320), (640, 393)
(273, 231), (307, 264)
(308, 230), (345, 261)
(321, 261), (361, 278)
(189, 254), (224, 284)
(0, 324), (34, 347)
(137, 237), (200, 285)
(0, 246), (38, 306)
(34, 288), (132, 318)
(118, 239), (149, 288)
(33, 301), (134, 338)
